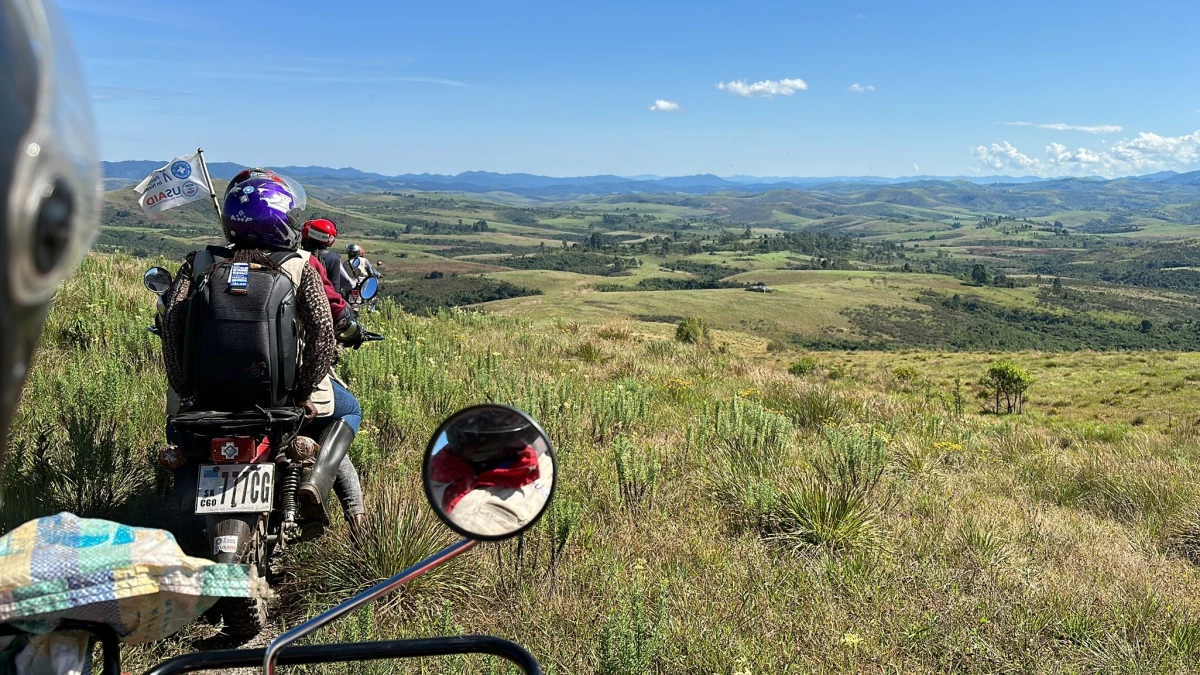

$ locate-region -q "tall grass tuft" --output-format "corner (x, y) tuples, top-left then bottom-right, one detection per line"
(284, 476), (472, 617)
(769, 425), (889, 552)
(598, 587), (665, 675)
(612, 435), (660, 513)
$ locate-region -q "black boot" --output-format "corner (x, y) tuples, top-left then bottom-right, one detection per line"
(296, 420), (355, 525)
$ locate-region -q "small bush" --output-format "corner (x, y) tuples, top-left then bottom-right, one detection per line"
(788, 356), (819, 376)
(612, 435), (660, 513)
(674, 316), (710, 345)
(598, 587), (665, 675)
(892, 365), (920, 382)
(766, 339), (789, 353)
(981, 360), (1034, 414)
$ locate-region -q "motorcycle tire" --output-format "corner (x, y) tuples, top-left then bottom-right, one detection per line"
(210, 515), (270, 639)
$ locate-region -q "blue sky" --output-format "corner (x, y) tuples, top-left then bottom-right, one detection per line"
(63, 0), (1200, 178)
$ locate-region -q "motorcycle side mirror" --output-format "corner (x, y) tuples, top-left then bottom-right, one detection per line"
(351, 258), (361, 269)
(423, 404), (556, 541)
(143, 267), (172, 294)
(360, 276), (379, 300)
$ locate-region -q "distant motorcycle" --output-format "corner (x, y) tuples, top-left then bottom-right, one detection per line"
(0, 403), (556, 675)
(141, 266), (383, 637)
(346, 259), (382, 312)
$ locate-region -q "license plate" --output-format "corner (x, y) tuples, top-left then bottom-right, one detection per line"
(196, 463), (275, 514)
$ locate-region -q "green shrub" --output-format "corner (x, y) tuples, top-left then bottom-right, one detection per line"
(981, 360), (1034, 414)
(612, 435), (660, 513)
(788, 356), (819, 376)
(598, 587), (665, 675)
(674, 316), (710, 345)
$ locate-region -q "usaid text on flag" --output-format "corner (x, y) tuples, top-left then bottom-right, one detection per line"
(134, 153), (211, 217)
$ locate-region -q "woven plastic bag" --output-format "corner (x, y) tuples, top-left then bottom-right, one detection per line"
(0, 512), (269, 643)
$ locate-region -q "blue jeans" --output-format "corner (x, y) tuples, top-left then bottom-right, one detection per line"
(306, 379), (362, 435)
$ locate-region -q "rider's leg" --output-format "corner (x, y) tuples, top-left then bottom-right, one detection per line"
(297, 380), (366, 530)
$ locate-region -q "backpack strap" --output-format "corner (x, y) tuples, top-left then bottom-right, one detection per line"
(268, 250), (301, 266)
(191, 245), (233, 285)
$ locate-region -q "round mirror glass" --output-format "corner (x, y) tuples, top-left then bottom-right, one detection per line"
(143, 267), (172, 294)
(423, 404), (556, 541)
(360, 276), (379, 300)
(351, 258), (361, 269)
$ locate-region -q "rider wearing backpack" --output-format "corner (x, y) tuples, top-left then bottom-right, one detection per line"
(345, 243), (378, 283)
(159, 169), (366, 534)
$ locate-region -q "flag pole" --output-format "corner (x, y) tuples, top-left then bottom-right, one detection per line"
(197, 147), (221, 219)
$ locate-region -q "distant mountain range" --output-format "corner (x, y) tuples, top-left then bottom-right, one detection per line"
(101, 161), (1199, 200)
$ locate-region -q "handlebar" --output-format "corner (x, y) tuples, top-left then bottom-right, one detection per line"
(362, 330), (386, 342)
(144, 635), (541, 675)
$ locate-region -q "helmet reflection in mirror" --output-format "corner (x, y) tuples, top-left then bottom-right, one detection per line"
(360, 276), (378, 300)
(143, 267), (172, 294)
(423, 405), (556, 541)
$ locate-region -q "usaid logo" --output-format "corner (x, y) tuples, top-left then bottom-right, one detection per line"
(170, 160), (192, 180)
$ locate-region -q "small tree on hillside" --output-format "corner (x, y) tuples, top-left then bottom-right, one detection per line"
(981, 360), (1034, 414)
(675, 316), (710, 345)
(970, 264), (990, 286)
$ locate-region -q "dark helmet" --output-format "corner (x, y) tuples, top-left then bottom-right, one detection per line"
(346, 243), (363, 258)
(0, 0), (101, 453)
(220, 169), (307, 250)
(446, 407), (540, 465)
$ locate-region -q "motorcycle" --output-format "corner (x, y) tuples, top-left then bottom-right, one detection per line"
(346, 260), (381, 312)
(141, 266), (383, 637)
(0, 404), (556, 674)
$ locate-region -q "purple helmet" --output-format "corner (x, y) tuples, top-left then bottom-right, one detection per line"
(220, 168), (307, 250)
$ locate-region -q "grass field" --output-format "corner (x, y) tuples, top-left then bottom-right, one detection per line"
(8, 254), (1200, 673)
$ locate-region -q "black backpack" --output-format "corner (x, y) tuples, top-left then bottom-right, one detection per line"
(182, 246), (301, 411)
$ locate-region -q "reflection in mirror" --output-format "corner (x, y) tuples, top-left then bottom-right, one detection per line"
(143, 267), (172, 294)
(360, 276), (379, 300)
(423, 405), (556, 541)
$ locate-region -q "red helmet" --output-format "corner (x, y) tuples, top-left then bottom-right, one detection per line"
(301, 218), (337, 246)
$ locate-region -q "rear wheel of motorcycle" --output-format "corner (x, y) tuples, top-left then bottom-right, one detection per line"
(218, 595), (268, 640)
(212, 515), (270, 639)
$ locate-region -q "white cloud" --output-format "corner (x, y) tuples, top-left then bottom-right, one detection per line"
(999, 121), (1122, 134)
(647, 99), (680, 113)
(971, 129), (1200, 177)
(716, 78), (808, 98)
(913, 164), (920, 173)
(970, 141), (1043, 172)
(849, 83), (875, 93)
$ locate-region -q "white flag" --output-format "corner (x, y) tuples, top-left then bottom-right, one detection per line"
(133, 153), (210, 217)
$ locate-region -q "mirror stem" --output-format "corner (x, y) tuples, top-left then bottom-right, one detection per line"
(263, 538), (477, 674)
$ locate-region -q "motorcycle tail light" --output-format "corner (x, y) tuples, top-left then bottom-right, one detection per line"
(211, 436), (271, 463)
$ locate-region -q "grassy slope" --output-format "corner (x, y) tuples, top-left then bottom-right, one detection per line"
(8, 255), (1200, 673)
